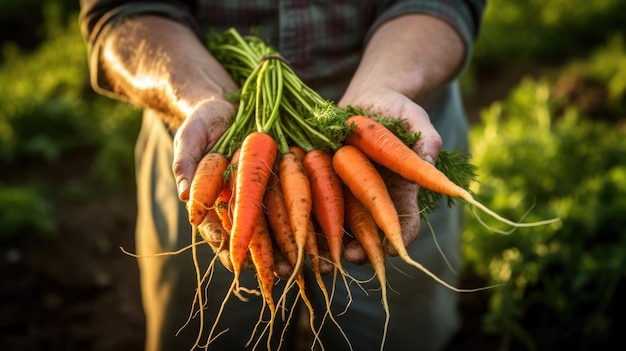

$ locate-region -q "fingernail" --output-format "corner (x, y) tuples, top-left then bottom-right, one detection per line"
(177, 178), (190, 201)
(423, 154), (435, 165)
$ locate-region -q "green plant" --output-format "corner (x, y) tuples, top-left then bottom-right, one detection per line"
(463, 73), (626, 349)
(0, 4), (140, 241)
(0, 183), (56, 242)
(0, 6), (139, 168)
(551, 33), (626, 122)
(473, 0), (626, 70)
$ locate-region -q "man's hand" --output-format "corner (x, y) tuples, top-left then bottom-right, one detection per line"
(339, 89), (440, 260)
(338, 13), (465, 262)
(99, 15), (239, 200)
(172, 98), (235, 201)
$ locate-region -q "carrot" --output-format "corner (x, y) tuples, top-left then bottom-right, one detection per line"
(207, 141), (269, 346)
(206, 210), (268, 349)
(304, 221), (353, 351)
(185, 207), (233, 350)
(301, 148), (358, 316)
(278, 146), (311, 290)
(344, 115), (559, 229)
(264, 174), (301, 288)
(213, 149), (240, 232)
(344, 187), (389, 351)
(263, 175), (319, 349)
(302, 149), (345, 270)
(230, 131), (277, 290)
(246, 213), (277, 350)
(188, 152), (229, 227)
(264, 174), (298, 275)
(214, 185), (233, 231)
(333, 145), (486, 293)
(198, 207), (234, 272)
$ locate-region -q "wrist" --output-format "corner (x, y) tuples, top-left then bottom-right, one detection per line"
(100, 15), (238, 126)
(348, 14), (464, 101)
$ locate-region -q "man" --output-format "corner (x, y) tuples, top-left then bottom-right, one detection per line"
(79, 1), (485, 350)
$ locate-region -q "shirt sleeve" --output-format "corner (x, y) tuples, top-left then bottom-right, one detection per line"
(79, 0), (199, 99)
(369, 0), (486, 74)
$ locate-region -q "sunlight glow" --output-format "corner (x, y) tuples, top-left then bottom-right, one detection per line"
(102, 40), (195, 116)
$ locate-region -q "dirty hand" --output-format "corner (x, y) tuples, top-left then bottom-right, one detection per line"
(339, 88), (442, 263)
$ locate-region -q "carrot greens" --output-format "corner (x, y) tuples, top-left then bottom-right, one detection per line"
(207, 28), (349, 156)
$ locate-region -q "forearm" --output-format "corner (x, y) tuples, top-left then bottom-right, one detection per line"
(99, 15), (237, 128)
(343, 14), (465, 104)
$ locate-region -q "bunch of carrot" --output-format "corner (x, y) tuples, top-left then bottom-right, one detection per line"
(180, 28), (559, 351)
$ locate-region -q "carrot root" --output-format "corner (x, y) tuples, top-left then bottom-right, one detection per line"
(334, 145), (498, 294)
(344, 188), (389, 351)
(345, 115), (559, 230)
(305, 224), (353, 351)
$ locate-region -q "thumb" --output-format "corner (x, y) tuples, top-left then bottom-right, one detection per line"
(172, 123), (208, 202)
(172, 99), (234, 201)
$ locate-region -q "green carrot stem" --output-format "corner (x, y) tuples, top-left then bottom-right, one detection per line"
(273, 122), (290, 155)
(281, 100), (340, 151)
(263, 62), (284, 132)
(207, 27), (351, 156)
(280, 117), (315, 152)
(254, 60), (270, 132)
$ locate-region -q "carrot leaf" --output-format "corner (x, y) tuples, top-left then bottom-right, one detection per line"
(206, 28), (351, 154)
(419, 150), (478, 214)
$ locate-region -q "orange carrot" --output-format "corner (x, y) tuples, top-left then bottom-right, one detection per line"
(263, 175), (318, 346)
(213, 148), (241, 232)
(333, 145), (484, 292)
(302, 149), (345, 269)
(344, 115), (558, 228)
(247, 213), (277, 349)
(304, 221), (353, 351)
(344, 187), (389, 351)
(230, 131), (277, 288)
(214, 185), (233, 232)
(264, 174), (298, 273)
(301, 149), (355, 321)
(198, 207), (234, 272)
(278, 145), (311, 288)
(264, 174), (300, 290)
(188, 152), (229, 227)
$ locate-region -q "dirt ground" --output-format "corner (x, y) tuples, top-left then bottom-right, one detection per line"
(1, 186), (144, 351)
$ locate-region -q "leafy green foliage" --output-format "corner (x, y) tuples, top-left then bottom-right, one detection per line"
(0, 4), (140, 241)
(463, 48), (626, 348)
(461, 18), (626, 351)
(0, 7), (139, 169)
(0, 184), (56, 242)
(551, 33), (626, 122)
(473, 0), (626, 70)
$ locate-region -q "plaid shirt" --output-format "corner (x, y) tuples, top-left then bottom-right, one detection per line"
(81, 0), (485, 102)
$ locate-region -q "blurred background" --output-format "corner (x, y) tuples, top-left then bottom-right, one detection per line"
(1, 0), (625, 350)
